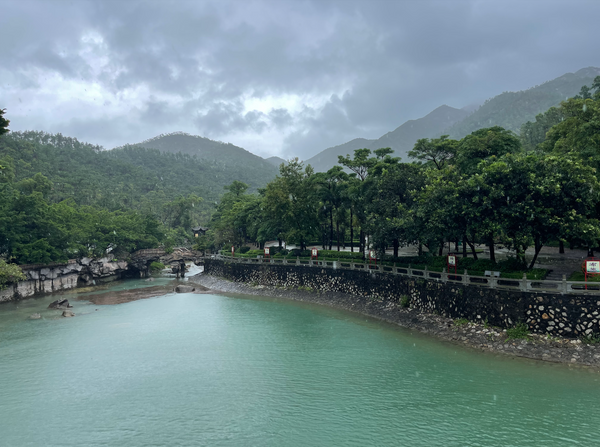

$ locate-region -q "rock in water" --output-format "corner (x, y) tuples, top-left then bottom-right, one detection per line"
(175, 285), (195, 293)
(62, 310), (75, 317)
(48, 299), (72, 309)
(29, 313), (41, 320)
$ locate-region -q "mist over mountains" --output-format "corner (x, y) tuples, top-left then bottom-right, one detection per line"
(95, 66), (599, 176)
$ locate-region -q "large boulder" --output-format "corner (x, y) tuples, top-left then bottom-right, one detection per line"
(62, 310), (75, 317)
(175, 285), (195, 293)
(48, 299), (72, 309)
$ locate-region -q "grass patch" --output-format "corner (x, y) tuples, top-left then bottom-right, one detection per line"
(400, 295), (410, 308)
(505, 323), (530, 340)
(580, 334), (600, 344)
(453, 318), (469, 327)
(568, 272), (600, 282)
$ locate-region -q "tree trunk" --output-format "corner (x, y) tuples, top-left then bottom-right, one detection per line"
(329, 209), (333, 250)
(528, 238), (543, 270)
(465, 236), (478, 260)
(393, 238), (399, 258)
(278, 238), (282, 249)
(488, 232), (495, 264)
(455, 240), (459, 252)
(350, 209), (354, 253)
(336, 221), (340, 251)
(438, 243), (443, 256)
(559, 240), (565, 254)
(418, 243), (423, 256)
(359, 228), (365, 259)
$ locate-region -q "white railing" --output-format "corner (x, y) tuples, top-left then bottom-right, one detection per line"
(209, 254), (598, 295)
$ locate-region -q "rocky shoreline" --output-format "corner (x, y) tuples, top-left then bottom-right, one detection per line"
(189, 273), (600, 370)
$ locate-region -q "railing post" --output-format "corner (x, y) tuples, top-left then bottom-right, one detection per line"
(520, 273), (527, 292)
(489, 274), (497, 289)
(462, 270), (469, 285)
(408, 264), (412, 276)
(442, 267), (448, 283)
(423, 265), (428, 279)
(296, 256), (300, 266)
(562, 274), (568, 294)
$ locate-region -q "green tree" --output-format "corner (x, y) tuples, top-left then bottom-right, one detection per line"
(409, 135), (458, 170)
(0, 108), (9, 136)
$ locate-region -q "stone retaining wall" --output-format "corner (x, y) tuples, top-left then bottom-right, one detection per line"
(204, 259), (600, 338)
(0, 258), (130, 303)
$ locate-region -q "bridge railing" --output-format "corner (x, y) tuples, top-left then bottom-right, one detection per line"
(209, 254), (596, 295)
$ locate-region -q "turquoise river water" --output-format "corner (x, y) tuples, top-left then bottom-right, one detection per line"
(1, 278), (600, 446)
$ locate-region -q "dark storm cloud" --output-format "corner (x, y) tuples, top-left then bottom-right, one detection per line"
(1, 0), (600, 158)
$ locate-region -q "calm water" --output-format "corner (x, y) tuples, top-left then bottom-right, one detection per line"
(1, 279), (600, 446)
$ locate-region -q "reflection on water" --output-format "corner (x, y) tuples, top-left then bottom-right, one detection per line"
(1, 281), (599, 446)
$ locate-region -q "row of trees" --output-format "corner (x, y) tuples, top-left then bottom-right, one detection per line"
(207, 77), (600, 269)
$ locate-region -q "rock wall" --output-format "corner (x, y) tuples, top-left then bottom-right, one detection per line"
(204, 259), (600, 338)
(0, 258), (130, 303)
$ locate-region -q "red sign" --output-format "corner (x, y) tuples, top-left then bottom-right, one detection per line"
(584, 258), (600, 287)
(369, 250), (376, 266)
(231, 246), (235, 257)
(447, 254), (457, 274)
(311, 248), (318, 260)
(264, 247), (270, 258)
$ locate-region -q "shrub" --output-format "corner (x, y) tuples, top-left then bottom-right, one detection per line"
(238, 246), (251, 254)
(400, 295), (410, 308)
(453, 318), (469, 327)
(0, 260), (26, 289)
(506, 323), (530, 340)
(150, 261), (165, 271)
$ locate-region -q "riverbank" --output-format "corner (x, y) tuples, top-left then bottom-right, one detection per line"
(189, 273), (600, 369)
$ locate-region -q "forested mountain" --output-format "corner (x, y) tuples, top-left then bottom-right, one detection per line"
(303, 138), (375, 174)
(265, 156), (286, 167)
(305, 106), (468, 172)
(0, 131), (278, 232)
(373, 105), (469, 159)
(304, 67), (600, 173)
(444, 67), (600, 138)
(124, 132), (278, 184)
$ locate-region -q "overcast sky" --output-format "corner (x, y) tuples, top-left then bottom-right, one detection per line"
(1, 0), (599, 160)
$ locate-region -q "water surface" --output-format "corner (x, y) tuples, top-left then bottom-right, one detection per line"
(1, 280), (599, 446)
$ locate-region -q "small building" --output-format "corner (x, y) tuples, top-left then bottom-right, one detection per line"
(192, 226), (208, 238)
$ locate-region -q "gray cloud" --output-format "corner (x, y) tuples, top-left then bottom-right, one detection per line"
(1, 0), (599, 159)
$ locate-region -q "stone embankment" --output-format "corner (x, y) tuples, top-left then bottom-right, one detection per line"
(195, 259), (600, 368)
(0, 248), (204, 303)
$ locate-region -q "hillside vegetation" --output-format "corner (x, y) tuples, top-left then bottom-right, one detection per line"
(444, 67), (600, 138)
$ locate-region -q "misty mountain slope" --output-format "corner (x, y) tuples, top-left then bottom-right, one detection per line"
(371, 105), (469, 160)
(444, 66), (600, 138)
(304, 105), (467, 172)
(304, 138), (375, 173)
(124, 132), (279, 182)
(266, 156), (286, 167)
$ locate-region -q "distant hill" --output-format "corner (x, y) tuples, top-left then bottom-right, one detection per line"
(304, 67), (600, 173)
(444, 67), (600, 139)
(372, 105), (469, 160)
(304, 138), (375, 173)
(265, 156), (286, 167)
(122, 132), (278, 189)
(305, 106), (468, 172)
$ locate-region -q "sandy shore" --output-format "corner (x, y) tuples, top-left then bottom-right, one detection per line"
(76, 282), (211, 305)
(188, 273), (600, 370)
